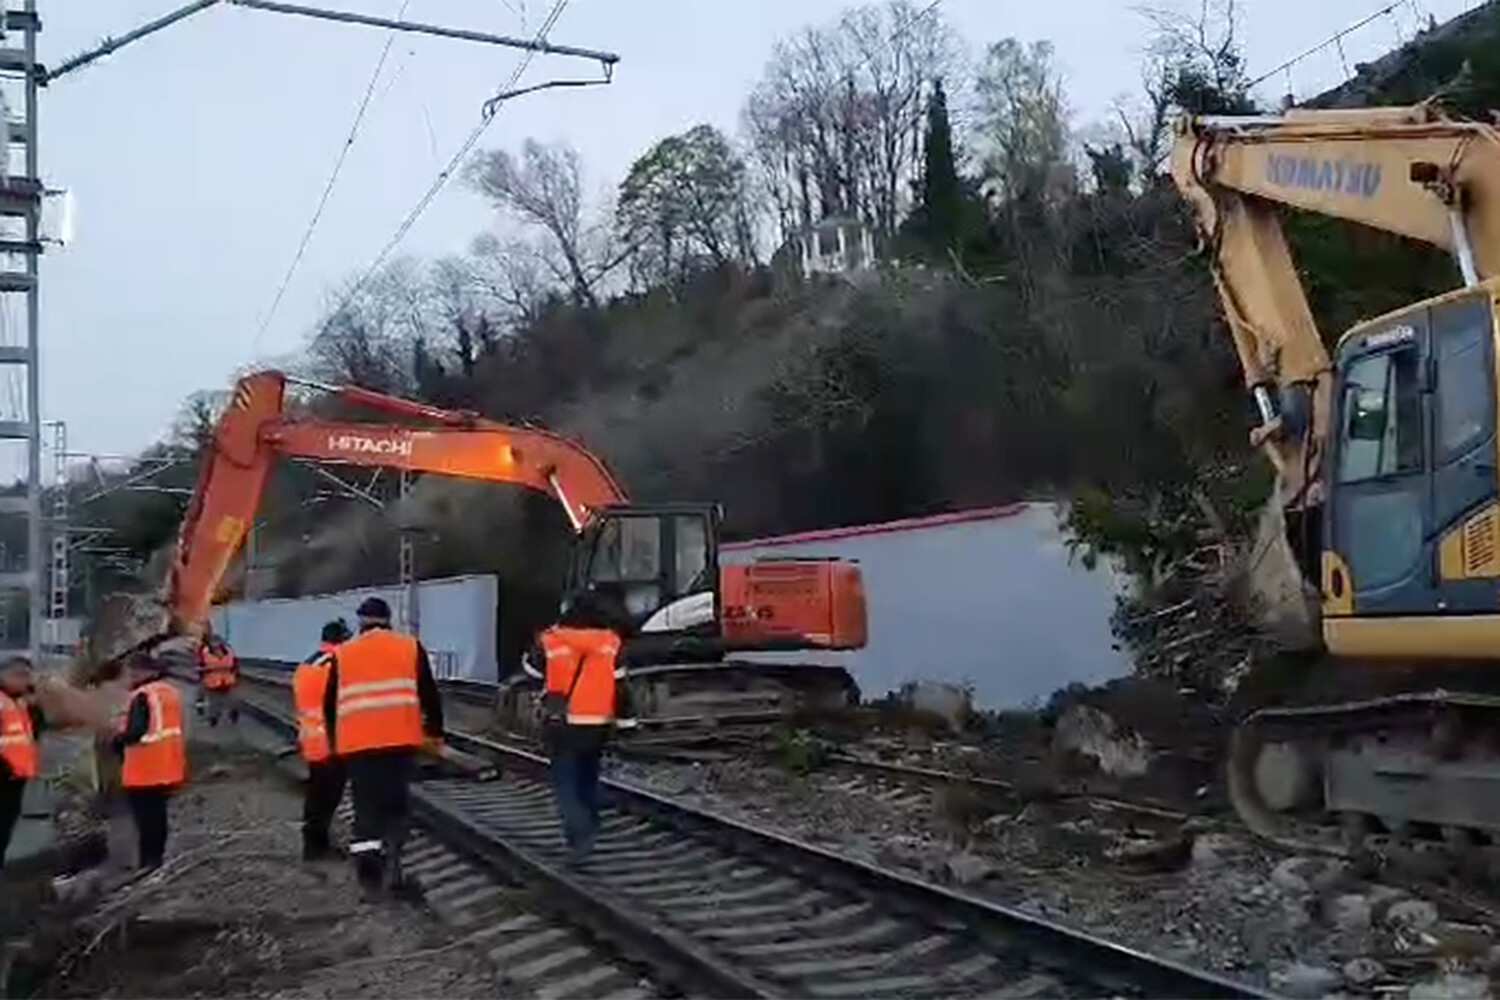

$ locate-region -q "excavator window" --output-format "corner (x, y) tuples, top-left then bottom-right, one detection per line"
(1432, 296), (1494, 462)
(588, 515), (665, 621)
(673, 514), (709, 592)
(1337, 347), (1422, 483)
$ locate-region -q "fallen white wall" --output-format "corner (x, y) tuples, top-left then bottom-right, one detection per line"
(721, 503), (1132, 711)
(210, 574), (499, 681)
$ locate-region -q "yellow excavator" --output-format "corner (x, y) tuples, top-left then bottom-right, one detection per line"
(1170, 102), (1500, 860)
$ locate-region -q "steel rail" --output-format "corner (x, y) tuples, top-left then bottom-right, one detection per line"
(230, 669), (1274, 999)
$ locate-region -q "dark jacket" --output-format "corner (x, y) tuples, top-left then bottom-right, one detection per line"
(321, 626), (443, 751)
(110, 689), (153, 756)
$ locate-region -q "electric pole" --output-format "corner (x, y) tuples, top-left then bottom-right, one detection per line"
(0, 2), (45, 663)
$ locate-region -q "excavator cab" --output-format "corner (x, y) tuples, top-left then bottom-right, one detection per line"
(1322, 280), (1500, 656)
(563, 503), (723, 649)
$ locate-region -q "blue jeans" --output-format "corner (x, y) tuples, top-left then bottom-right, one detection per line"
(549, 745), (602, 855)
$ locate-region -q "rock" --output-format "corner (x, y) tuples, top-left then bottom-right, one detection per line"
(1342, 957), (1385, 987)
(1111, 833), (1193, 873)
(1269, 856), (1350, 898)
(1191, 832), (1238, 868)
(1431, 921), (1494, 958)
(1407, 972), (1490, 1000)
(1329, 893), (1373, 932)
(897, 681), (972, 732)
(1270, 962), (1342, 998)
(944, 852), (994, 886)
(1051, 703), (1151, 778)
(1386, 899), (1440, 934)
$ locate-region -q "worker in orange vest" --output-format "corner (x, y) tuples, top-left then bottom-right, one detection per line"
(322, 597), (443, 897)
(526, 589), (631, 863)
(111, 653), (186, 871)
(198, 635), (240, 727)
(0, 655), (39, 866)
(294, 618), (350, 861)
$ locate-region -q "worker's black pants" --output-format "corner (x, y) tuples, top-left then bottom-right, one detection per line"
(346, 749), (413, 891)
(302, 759), (346, 860)
(126, 786), (172, 871)
(0, 777), (25, 866)
(546, 726), (606, 859)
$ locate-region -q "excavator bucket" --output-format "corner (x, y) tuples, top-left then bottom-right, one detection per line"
(1241, 487), (1322, 654)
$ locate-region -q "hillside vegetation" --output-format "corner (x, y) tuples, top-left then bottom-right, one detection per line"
(44, 0), (1500, 673)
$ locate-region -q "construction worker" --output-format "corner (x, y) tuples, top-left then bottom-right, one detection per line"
(111, 653), (186, 872)
(526, 589), (629, 863)
(0, 656), (39, 866)
(198, 635), (239, 727)
(322, 597), (443, 897)
(294, 618), (350, 861)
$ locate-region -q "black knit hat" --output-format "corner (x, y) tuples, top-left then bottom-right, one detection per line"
(321, 618), (352, 643)
(355, 597), (391, 621)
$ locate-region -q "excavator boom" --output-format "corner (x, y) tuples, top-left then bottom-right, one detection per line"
(167, 370), (627, 635)
(1170, 104), (1500, 526)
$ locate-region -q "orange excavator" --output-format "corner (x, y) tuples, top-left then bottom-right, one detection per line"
(93, 369), (867, 731)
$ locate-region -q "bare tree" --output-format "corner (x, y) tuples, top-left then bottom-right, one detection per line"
(469, 232), (553, 327)
(167, 390), (229, 456)
(309, 257), (429, 393)
(974, 38), (1074, 207)
(742, 0), (955, 247)
(467, 139), (623, 311)
(617, 124), (758, 288)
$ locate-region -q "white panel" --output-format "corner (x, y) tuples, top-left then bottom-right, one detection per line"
(210, 574), (499, 681)
(720, 504), (1132, 712)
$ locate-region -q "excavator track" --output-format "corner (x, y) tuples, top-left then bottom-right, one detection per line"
(1229, 659), (1500, 883)
(495, 660), (859, 740)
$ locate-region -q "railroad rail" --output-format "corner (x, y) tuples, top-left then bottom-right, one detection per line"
(230, 669), (1272, 998)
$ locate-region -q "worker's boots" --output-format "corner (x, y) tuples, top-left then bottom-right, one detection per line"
(383, 833), (416, 900)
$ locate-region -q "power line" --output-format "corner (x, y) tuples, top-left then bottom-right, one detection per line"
(1246, 1), (1404, 91)
(315, 0), (575, 333)
(251, 0), (412, 356)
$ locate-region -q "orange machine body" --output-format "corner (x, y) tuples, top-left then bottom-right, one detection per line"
(721, 560), (867, 651)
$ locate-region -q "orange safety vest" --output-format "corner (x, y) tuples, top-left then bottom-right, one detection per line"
(199, 647), (238, 691)
(292, 643), (337, 764)
(0, 691), (37, 780)
(121, 680), (186, 789)
(540, 626), (621, 726)
(332, 629), (423, 756)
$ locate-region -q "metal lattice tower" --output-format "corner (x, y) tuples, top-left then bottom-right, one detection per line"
(0, 3), (45, 663)
(46, 419), (65, 640)
(397, 468), (418, 636)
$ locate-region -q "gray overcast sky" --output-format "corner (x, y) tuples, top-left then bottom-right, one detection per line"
(22, 0), (1477, 468)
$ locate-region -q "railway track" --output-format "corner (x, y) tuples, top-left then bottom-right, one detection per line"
(230, 669), (1270, 998)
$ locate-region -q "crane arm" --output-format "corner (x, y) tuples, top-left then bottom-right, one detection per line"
(1169, 103), (1500, 512)
(165, 369), (627, 636)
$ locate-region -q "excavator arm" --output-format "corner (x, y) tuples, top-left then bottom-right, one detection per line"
(166, 369), (627, 637)
(1170, 104), (1500, 527)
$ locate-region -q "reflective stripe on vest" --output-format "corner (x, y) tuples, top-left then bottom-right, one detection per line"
(540, 626), (621, 726)
(292, 648), (335, 763)
(333, 629), (423, 755)
(0, 691), (37, 779)
(122, 680), (186, 789)
(200, 649), (237, 690)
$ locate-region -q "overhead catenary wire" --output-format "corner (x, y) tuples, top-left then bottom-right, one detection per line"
(250, 0), (413, 356)
(1245, 1), (1406, 92)
(310, 0), (573, 340)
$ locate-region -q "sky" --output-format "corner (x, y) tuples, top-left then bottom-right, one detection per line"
(7, 0), (1481, 476)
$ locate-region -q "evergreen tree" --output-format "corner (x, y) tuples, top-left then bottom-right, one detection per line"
(916, 78), (962, 252)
